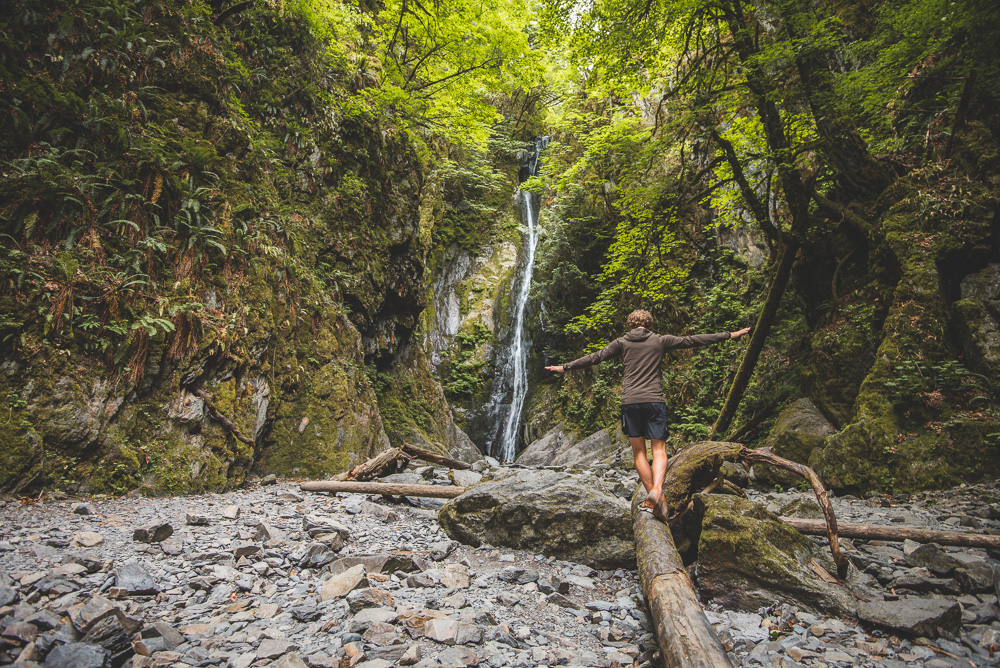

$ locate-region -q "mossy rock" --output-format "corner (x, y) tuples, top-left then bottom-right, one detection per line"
(691, 494), (855, 616)
(755, 399), (836, 488)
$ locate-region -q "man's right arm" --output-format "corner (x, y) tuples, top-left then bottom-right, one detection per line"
(545, 339), (623, 373)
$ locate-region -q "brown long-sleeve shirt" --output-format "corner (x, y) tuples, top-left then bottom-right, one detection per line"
(563, 327), (731, 405)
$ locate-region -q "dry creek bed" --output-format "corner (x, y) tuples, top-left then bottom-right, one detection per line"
(0, 475), (998, 668)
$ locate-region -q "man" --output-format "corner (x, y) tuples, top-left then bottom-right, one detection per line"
(545, 309), (750, 521)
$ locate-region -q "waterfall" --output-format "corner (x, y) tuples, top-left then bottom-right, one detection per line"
(488, 137), (548, 461)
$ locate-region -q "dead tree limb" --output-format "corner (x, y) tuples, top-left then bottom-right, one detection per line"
(780, 517), (1000, 551)
(401, 443), (472, 470)
(300, 481), (466, 498)
(631, 488), (735, 667)
(739, 448), (848, 579)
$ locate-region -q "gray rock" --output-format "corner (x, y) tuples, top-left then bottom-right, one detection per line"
(72, 503), (94, 516)
(438, 468), (634, 568)
(953, 263), (1000, 375)
(257, 640), (298, 659)
(185, 514), (210, 526)
(856, 597), (961, 638)
(0, 585), (18, 607)
(112, 561), (157, 595)
(436, 646), (479, 667)
(71, 532), (104, 548)
(516, 426), (625, 467)
(955, 561), (996, 593)
(320, 565), (369, 601)
(139, 623), (183, 651)
(428, 541), (457, 561)
(44, 643), (110, 668)
(81, 614), (133, 661)
(423, 619), (483, 645)
(4, 620), (39, 644)
(303, 515), (350, 539)
(329, 554), (424, 575)
(299, 543), (337, 569)
(132, 522), (173, 544)
(905, 543), (964, 575)
(348, 608), (398, 634)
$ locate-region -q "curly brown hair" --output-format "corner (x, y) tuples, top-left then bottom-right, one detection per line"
(625, 309), (653, 329)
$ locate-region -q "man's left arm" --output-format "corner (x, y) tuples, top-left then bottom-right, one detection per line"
(661, 327), (751, 350)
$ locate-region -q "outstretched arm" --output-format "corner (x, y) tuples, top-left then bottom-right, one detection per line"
(662, 327), (750, 349)
(545, 339), (623, 373)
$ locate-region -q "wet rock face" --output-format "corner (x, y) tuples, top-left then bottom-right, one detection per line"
(437, 468), (635, 568)
(691, 494), (855, 616)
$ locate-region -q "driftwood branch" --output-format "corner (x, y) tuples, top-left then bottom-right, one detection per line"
(632, 488), (735, 667)
(781, 517), (1000, 551)
(300, 481), (466, 498)
(334, 443), (472, 482)
(400, 443), (472, 470)
(191, 388), (255, 447)
(739, 448), (848, 579)
(334, 447), (408, 482)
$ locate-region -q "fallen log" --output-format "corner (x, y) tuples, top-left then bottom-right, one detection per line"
(780, 517), (1000, 551)
(632, 489), (734, 668)
(300, 480), (466, 498)
(401, 443), (472, 470)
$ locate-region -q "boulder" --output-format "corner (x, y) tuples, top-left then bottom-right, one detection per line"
(438, 468), (633, 568)
(548, 427), (628, 467)
(515, 425), (576, 466)
(690, 494), (855, 616)
(856, 598), (961, 638)
(755, 400), (836, 487)
(446, 422), (486, 465)
(517, 424), (627, 467)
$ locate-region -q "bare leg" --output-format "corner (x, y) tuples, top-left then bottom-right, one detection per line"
(630, 436), (653, 493)
(650, 439), (668, 493)
(646, 439), (670, 521)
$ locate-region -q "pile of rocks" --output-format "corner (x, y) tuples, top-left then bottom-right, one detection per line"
(0, 477), (653, 668)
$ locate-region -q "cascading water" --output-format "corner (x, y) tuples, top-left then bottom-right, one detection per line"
(487, 137), (549, 461)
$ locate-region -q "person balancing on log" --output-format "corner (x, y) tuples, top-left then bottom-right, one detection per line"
(545, 309), (750, 522)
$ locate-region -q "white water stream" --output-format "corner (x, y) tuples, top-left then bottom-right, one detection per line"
(492, 137), (548, 461)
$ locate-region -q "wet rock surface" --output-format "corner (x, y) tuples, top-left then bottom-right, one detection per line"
(0, 475), (998, 668)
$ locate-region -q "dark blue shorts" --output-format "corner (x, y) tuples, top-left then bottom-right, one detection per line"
(621, 402), (669, 440)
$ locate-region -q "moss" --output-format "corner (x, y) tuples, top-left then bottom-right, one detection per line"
(259, 309), (387, 477)
(374, 343), (454, 455)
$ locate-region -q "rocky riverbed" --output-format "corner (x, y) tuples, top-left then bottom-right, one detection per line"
(1, 470), (999, 668)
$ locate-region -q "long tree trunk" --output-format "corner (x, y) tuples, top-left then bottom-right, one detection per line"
(710, 0), (816, 438)
(712, 237), (799, 438)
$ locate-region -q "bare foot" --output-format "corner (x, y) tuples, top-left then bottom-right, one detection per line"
(646, 488), (670, 522)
